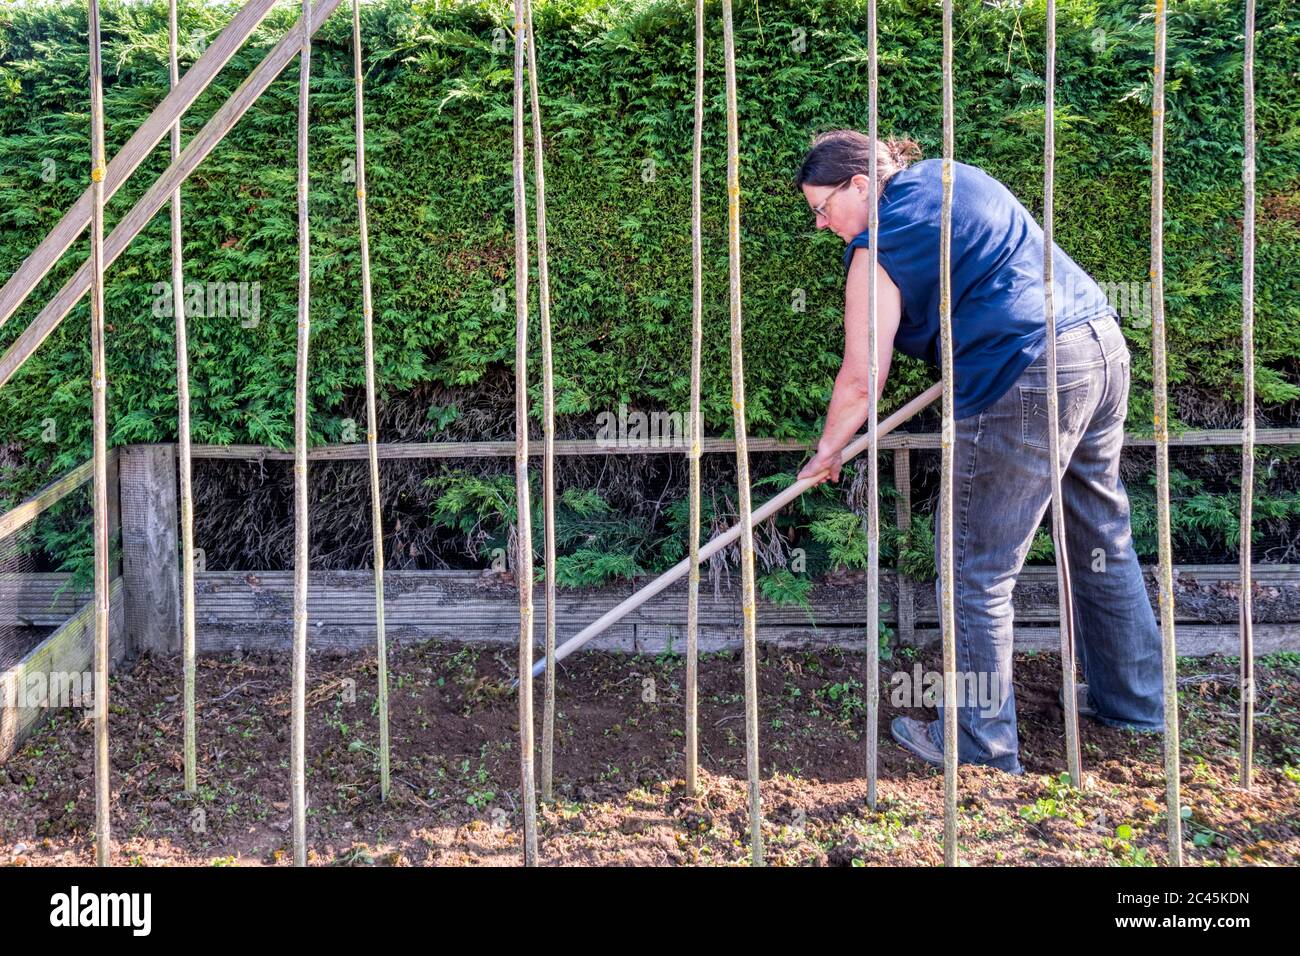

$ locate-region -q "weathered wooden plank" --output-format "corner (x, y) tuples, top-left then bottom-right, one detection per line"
(0, 0), (280, 331)
(633, 623), (744, 654)
(632, 622), (1300, 659)
(0, 460), (92, 540)
(195, 621), (636, 655)
(119, 444), (179, 656)
(0, 447), (119, 541)
(188, 570), (737, 629)
(1121, 429), (1300, 447)
(105, 446), (121, 582)
(631, 623), (879, 654)
(10, 565), (1296, 632)
(0, 574), (99, 626)
(183, 566), (1298, 659)
(893, 449), (915, 645)
(0, 576), (123, 764)
(188, 437), (818, 461)
(0, 0), (347, 392)
(180, 428), (1300, 462)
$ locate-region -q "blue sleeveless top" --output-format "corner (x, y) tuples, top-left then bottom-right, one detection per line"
(842, 158), (1118, 419)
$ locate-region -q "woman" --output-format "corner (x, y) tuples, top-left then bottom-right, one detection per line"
(793, 129), (1164, 775)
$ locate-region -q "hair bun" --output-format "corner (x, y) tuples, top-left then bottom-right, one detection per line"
(888, 138), (923, 169)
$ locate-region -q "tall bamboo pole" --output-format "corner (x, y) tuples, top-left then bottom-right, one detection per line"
(522, 0), (558, 806)
(1150, 0), (1183, 866)
(938, 0), (959, 868)
(290, 0), (312, 868)
(87, 0), (112, 869)
(511, 0), (540, 866)
(169, 0), (199, 798)
(720, 0), (762, 867)
(1043, 0), (1083, 787)
(1238, 0), (1256, 792)
(863, 0), (881, 813)
(685, 0), (706, 799)
(351, 0), (389, 802)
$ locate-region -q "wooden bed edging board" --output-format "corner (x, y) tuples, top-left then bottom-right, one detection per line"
(0, 577), (124, 764)
(140, 566), (1300, 657)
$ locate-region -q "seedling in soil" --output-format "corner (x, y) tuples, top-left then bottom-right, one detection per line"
(815, 677), (865, 723)
(1103, 824), (1155, 866)
(553, 801), (583, 820)
(800, 652), (827, 676)
(654, 648), (681, 668)
(1179, 805), (1228, 849)
(1019, 772), (1088, 826)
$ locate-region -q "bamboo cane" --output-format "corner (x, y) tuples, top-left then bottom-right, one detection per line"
(290, 0), (312, 868)
(1150, 0), (1183, 866)
(1238, 0), (1256, 792)
(1043, 0), (1083, 788)
(685, 0), (706, 799)
(864, 0), (881, 813)
(512, 0), (539, 866)
(351, 0), (390, 803)
(720, 0), (762, 867)
(87, 0), (112, 869)
(522, 0), (558, 806)
(938, 0), (959, 868)
(169, 0), (199, 798)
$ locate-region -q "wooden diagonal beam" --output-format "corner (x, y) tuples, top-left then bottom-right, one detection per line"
(0, 0), (281, 331)
(0, 0), (345, 392)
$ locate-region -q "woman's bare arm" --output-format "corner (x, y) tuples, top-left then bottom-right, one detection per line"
(815, 248), (902, 456)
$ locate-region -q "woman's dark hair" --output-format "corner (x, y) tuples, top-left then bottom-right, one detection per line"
(794, 129), (923, 197)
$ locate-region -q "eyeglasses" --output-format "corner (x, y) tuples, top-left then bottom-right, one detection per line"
(811, 180), (851, 221)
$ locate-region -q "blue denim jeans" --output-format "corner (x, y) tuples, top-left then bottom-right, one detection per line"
(924, 314), (1166, 774)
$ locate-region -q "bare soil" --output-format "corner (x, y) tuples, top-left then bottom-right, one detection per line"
(1, 641), (1296, 866)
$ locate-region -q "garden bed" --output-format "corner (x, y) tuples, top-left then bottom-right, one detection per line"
(0, 641), (1296, 866)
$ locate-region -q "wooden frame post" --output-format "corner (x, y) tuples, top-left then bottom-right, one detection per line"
(119, 444), (180, 658)
(892, 448), (914, 647)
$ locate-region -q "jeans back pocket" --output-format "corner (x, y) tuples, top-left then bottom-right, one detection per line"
(1019, 377), (1092, 449)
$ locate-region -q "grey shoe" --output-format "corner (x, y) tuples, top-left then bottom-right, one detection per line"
(1059, 682), (1097, 719)
(890, 716), (944, 767)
